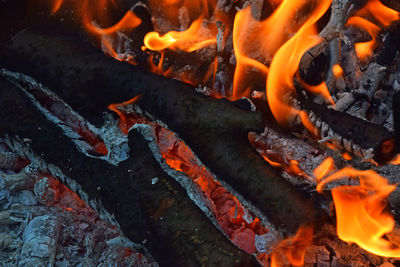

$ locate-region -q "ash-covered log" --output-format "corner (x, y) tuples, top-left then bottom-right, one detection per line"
(0, 30), (327, 234)
(300, 96), (396, 164)
(0, 77), (258, 266)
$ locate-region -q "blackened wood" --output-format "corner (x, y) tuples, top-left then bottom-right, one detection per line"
(0, 30), (263, 133)
(0, 30), (326, 234)
(180, 130), (328, 233)
(376, 23), (400, 67)
(0, 77), (257, 267)
(301, 98), (396, 164)
(393, 91), (400, 153)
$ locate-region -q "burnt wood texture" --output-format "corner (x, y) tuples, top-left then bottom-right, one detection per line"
(0, 30), (327, 234)
(0, 77), (258, 267)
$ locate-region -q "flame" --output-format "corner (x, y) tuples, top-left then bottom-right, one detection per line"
(317, 167), (400, 257)
(299, 110), (320, 137)
(261, 155), (282, 168)
(389, 154), (400, 165)
(50, 0), (64, 14)
(342, 152), (352, 161)
(144, 0), (217, 53)
(348, 0), (399, 61)
(313, 157), (334, 182)
(332, 64), (343, 78)
(232, 7), (269, 99)
(144, 20), (217, 52)
(270, 225), (314, 267)
(83, 10), (141, 35)
(267, 0), (332, 127)
(346, 16), (381, 61)
(355, 0), (399, 27)
(108, 98), (270, 255)
(108, 95), (141, 134)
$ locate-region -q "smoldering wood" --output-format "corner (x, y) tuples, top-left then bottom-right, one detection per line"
(0, 30), (327, 235)
(299, 96), (396, 164)
(0, 30), (263, 132)
(0, 77), (258, 267)
(393, 91), (400, 153)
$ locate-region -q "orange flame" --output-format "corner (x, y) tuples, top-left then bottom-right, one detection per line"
(348, 0), (400, 61)
(232, 7), (270, 99)
(332, 64), (343, 78)
(50, 0), (64, 14)
(83, 10), (141, 35)
(346, 16), (381, 61)
(267, 0), (332, 127)
(144, 19), (217, 52)
(317, 167), (400, 257)
(389, 154), (400, 165)
(108, 95), (141, 134)
(144, 0), (217, 53)
(356, 0), (400, 27)
(270, 225), (314, 267)
(313, 157), (334, 182)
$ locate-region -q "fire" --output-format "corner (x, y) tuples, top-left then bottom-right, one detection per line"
(266, 0), (332, 127)
(232, 7), (270, 99)
(332, 64), (343, 78)
(355, 0), (400, 27)
(144, 18), (216, 52)
(108, 99), (270, 255)
(346, 16), (381, 61)
(144, 0), (217, 53)
(270, 225), (314, 267)
(83, 11), (141, 36)
(348, 0), (399, 61)
(46, 0), (142, 61)
(313, 157), (334, 182)
(317, 167), (400, 257)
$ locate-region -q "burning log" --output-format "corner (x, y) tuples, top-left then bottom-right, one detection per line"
(0, 77), (257, 266)
(299, 95), (396, 164)
(0, 30), (262, 131)
(0, 30), (327, 234)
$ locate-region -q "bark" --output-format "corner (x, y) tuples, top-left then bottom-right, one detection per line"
(0, 30), (327, 234)
(300, 96), (396, 164)
(0, 77), (258, 267)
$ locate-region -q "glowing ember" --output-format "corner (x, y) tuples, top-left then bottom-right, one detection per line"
(332, 64), (343, 78)
(108, 98), (271, 255)
(32, 0), (400, 263)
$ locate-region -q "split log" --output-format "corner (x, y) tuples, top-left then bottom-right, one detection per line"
(0, 77), (258, 266)
(0, 30), (327, 234)
(299, 96), (396, 164)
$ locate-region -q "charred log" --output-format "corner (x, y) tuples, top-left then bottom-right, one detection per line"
(0, 30), (328, 234)
(299, 96), (396, 164)
(0, 30), (262, 132)
(0, 77), (257, 267)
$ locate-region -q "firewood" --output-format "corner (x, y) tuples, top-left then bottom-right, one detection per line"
(299, 95), (396, 164)
(0, 30), (327, 234)
(0, 77), (258, 266)
(0, 30), (263, 131)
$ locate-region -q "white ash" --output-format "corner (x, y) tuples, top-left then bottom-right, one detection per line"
(249, 126), (327, 182)
(0, 139), (158, 266)
(132, 124), (280, 251)
(254, 232), (278, 254)
(0, 69), (130, 166)
(334, 92), (355, 112)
